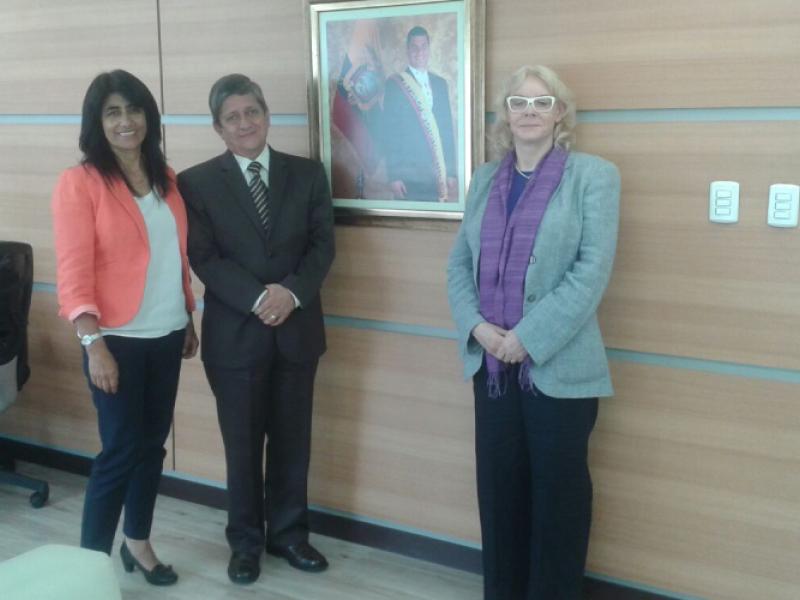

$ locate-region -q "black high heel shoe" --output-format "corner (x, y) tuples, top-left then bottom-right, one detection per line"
(120, 542), (178, 586)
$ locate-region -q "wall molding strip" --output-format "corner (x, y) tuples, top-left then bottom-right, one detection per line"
(577, 106), (800, 123)
(325, 314), (458, 340)
(586, 572), (705, 600)
(486, 106), (800, 125)
(2, 107), (799, 128)
(160, 114), (309, 126)
(606, 348), (800, 384)
(32, 282), (56, 294)
(0, 114), (307, 126)
(0, 115), (80, 125)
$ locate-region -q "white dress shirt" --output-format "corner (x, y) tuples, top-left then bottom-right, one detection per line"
(408, 65), (433, 107)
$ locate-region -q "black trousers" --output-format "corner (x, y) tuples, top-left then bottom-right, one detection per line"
(205, 353), (317, 556)
(80, 329), (184, 554)
(474, 365), (598, 600)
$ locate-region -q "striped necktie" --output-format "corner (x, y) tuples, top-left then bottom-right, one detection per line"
(247, 161), (270, 232)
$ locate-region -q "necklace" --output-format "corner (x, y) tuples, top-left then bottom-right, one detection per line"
(515, 163), (534, 179)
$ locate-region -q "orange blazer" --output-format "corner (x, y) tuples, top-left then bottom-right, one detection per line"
(52, 164), (196, 327)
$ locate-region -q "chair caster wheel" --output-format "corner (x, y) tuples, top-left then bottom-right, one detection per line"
(29, 485), (49, 508)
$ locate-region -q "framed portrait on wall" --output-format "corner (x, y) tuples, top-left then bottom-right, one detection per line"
(305, 0), (485, 219)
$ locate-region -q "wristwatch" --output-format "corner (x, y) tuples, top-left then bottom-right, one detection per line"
(77, 331), (103, 347)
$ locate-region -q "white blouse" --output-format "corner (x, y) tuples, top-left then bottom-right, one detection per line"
(101, 189), (188, 338)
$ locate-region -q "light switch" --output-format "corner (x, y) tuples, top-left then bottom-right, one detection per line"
(767, 184), (799, 228)
(709, 181), (739, 223)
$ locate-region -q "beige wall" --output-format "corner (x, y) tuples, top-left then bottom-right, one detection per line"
(1, 1), (799, 598)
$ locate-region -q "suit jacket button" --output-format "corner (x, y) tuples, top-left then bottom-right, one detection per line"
(526, 294), (536, 302)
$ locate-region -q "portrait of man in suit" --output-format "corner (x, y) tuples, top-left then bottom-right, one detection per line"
(382, 25), (457, 202)
(177, 74), (335, 585)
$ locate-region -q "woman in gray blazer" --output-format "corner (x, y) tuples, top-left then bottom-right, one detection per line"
(447, 65), (620, 600)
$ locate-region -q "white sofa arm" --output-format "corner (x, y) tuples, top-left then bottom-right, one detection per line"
(0, 544), (121, 600)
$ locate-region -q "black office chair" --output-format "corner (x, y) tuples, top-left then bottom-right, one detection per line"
(0, 241), (49, 508)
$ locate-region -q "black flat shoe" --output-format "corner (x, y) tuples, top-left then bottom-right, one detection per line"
(266, 541), (328, 572)
(228, 551), (260, 585)
(120, 542), (178, 586)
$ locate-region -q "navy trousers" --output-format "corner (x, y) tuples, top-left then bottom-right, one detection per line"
(474, 364), (598, 600)
(80, 329), (184, 554)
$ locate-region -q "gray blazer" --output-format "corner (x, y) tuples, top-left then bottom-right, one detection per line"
(447, 152), (620, 398)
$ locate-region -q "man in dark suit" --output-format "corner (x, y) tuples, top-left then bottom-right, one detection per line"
(177, 74), (334, 585)
(382, 26), (457, 201)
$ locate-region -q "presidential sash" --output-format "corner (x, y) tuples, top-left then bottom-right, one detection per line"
(392, 71), (449, 201)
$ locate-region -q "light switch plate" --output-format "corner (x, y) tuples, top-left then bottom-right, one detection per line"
(709, 181), (739, 223)
(767, 183), (799, 228)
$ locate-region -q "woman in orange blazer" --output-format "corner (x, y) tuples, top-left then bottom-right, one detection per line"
(52, 70), (197, 586)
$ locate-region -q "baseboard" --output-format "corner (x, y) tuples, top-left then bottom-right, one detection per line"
(154, 472), (486, 572)
(0, 436), (482, 572)
(0, 436), (676, 600)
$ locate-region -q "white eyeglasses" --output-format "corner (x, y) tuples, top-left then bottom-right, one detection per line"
(506, 95), (556, 113)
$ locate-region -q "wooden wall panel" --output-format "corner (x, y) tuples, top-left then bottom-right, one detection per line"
(323, 224), (457, 328)
(170, 322), (223, 481)
(0, 0), (161, 114)
(589, 361), (800, 600)
(580, 121), (800, 370)
(311, 326), (477, 541)
(159, 0), (307, 114)
(159, 0), (800, 113)
(487, 0), (800, 110)
(0, 126), (81, 284)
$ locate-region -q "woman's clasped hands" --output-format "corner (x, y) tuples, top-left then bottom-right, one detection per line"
(472, 322), (528, 364)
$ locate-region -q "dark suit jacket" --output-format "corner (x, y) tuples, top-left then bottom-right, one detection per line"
(382, 68), (456, 200)
(177, 148), (335, 368)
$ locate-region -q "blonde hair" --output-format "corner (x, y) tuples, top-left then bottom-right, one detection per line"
(489, 65), (577, 159)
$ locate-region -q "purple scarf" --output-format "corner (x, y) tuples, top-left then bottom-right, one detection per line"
(478, 147), (569, 397)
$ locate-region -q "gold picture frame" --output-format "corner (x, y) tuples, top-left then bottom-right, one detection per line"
(305, 0), (485, 219)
